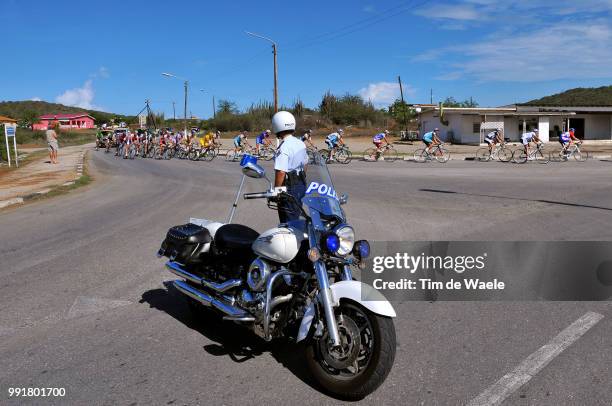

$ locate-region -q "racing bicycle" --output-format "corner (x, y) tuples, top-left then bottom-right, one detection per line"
(413, 143), (450, 163)
(553, 142), (588, 162)
(363, 143), (399, 162)
(512, 142), (549, 164)
(320, 145), (352, 164)
(475, 142), (513, 162)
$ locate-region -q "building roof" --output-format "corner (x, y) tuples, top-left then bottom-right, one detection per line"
(0, 115), (17, 123)
(39, 113), (95, 120)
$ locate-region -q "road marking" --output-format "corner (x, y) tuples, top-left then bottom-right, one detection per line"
(66, 296), (132, 319)
(468, 311), (604, 406)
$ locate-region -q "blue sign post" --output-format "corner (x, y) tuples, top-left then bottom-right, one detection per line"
(4, 123), (18, 168)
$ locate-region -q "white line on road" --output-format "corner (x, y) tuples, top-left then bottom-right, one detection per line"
(468, 311), (604, 406)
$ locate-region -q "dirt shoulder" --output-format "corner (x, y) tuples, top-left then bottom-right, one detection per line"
(0, 143), (93, 203)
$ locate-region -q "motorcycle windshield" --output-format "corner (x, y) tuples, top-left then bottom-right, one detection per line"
(302, 154), (345, 220)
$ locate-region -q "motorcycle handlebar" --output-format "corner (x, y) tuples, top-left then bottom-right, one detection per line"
(244, 192), (271, 200)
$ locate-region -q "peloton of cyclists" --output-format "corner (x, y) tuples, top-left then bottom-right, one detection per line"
(521, 128), (541, 159)
(484, 128), (504, 152)
(325, 129), (345, 162)
(255, 129), (272, 154)
(422, 128), (441, 154)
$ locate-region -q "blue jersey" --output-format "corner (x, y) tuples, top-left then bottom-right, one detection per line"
(422, 131), (434, 142)
(234, 134), (244, 144)
(560, 132), (571, 142)
(256, 132), (268, 144)
(373, 132), (386, 142)
(326, 133), (340, 143)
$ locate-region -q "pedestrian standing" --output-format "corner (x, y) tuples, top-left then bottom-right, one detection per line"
(46, 121), (60, 164)
(272, 111), (308, 224)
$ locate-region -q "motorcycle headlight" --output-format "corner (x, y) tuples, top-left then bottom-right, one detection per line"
(334, 224), (355, 256)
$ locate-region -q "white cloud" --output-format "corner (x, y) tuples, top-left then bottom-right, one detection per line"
(445, 23), (612, 82)
(30, 97), (42, 101)
(358, 82), (416, 107)
(90, 66), (110, 79)
(414, 4), (481, 20)
(55, 80), (98, 109)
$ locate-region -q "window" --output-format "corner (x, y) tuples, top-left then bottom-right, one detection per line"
(473, 122), (481, 133)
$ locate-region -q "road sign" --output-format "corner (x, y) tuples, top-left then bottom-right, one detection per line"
(4, 123), (18, 167)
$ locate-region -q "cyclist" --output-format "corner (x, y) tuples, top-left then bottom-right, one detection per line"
(255, 129), (272, 154)
(233, 131), (250, 154)
(373, 130), (390, 159)
(484, 128), (504, 152)
(325, 129), (344, 161)
(301, 129), (316, 149)
(559, 128), (580, 154)
(422, 128), (441, 154)
(521, 128), (540, 159)
(123, 130), (133, 158)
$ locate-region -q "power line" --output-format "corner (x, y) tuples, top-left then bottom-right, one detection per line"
(284, 0), (432, 53)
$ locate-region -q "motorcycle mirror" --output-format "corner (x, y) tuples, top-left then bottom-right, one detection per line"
(339, 194), (348, 205)
(242, 162), (266, 179)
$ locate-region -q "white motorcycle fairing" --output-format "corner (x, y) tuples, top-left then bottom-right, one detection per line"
(296, 280), (396, 342)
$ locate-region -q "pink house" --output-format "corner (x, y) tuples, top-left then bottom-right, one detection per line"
(33, 113), (96, 131)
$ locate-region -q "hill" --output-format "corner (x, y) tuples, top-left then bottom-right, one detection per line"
(522, 86), (612, 106)
(0, 100), (134, 124)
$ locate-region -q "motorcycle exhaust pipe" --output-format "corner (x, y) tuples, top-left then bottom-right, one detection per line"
(166, 261), (242, 292)
(173, 280), (255, 322)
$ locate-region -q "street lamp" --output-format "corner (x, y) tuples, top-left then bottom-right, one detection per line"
(246, 31), (278, 112)
(162, 72), (188, 137)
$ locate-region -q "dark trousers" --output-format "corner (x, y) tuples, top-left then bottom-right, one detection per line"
(278, 180), (306, 224)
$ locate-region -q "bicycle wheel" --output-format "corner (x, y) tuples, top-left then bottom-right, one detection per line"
(203, 148), (216, 161)
(363, 148), (377, 161)
(383, 147), (399, 162)
(337, 149), (352, 164)
(413, 149), (428, 163)
(129, 145), (137, 159)
(262, 147), (275, 161)
(575, 149), (588, 162)
(435, 147), (450, 163)
(512, 149), (527, 164)
(535, 148), (549, 164)
(475, 148), (491, 162)
(497, 147), (513, 163)
(225, 150), (236, 161)
(319, 149), (330, 161)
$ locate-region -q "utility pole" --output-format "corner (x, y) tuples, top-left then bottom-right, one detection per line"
(172, 101), (176, 120)
(273, 43), (278, 113)
(246, 31), (278, 112)
(183, 80), (188, 136)
(398, 75), (408, 137)
(212, 96), (216, 119)
(430, 89), (433, 104)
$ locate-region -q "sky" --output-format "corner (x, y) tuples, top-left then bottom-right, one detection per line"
(2, 0), (612, 118)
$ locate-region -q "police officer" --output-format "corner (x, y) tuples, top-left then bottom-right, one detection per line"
(272, 111), (308, 224)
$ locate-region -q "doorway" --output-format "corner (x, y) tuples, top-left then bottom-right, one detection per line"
(569, 118), (585, 139)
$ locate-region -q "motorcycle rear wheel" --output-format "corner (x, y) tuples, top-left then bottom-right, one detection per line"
(304, 301), (396, 401)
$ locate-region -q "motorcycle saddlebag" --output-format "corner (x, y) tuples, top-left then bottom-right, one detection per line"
(158, 223), (212, 265)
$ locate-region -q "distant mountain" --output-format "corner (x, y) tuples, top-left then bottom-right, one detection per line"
(0, 100), (133, 123)
(522, 86), (612, 107)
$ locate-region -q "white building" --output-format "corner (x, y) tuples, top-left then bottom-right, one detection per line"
(416, 104), (612, 144)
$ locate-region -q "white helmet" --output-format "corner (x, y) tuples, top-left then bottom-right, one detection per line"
(271, 111), (296, 134)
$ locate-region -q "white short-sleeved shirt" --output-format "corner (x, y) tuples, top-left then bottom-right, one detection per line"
(521, 132), (536, 142)
(274, 135), (308, 173)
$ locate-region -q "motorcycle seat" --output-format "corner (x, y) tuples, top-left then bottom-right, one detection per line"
(214, 224), (259, 251)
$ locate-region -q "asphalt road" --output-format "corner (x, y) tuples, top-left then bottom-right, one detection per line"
(1, 152), (611, 405)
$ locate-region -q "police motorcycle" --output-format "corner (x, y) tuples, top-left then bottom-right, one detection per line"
(158, 153), (396, 400)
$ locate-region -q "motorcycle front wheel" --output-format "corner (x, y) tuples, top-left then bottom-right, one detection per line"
(305, 301), (396, 400)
